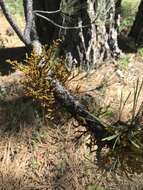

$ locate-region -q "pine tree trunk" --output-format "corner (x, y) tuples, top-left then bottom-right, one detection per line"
(33, 0), (61, 44)
(33, 0), (121, 70)
(128, 0), (143, 42)
(115, 0), (122, 19)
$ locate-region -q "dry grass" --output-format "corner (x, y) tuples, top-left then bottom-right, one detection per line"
(0, 12), (24, 48)
(0, 58), (143, 189)
(1, 2), (143, 188)
(0, 41), (143, 190)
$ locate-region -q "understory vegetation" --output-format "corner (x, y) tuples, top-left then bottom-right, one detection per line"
(6, 0), (24, 24)
(0, 0), (143, 190)
(120, 0), (140, 32)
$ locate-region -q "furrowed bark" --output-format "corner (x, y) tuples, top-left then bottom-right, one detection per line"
(31, 30), (109, 141)
(0, 0), (110, 140)
(33, 0), (61, 44)
(33, 0), (121, 70)
(47, 77), (109, 140)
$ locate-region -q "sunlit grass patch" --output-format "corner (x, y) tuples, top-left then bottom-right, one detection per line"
(122, 0), (140, 17)
(99, 79), (143, 173)
(118, 54), (130, 69)
(120, 0), (140, 32)
(5, 0), (24, 27)
(138, 47), (143, 58)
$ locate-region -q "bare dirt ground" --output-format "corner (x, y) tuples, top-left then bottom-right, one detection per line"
(0, 12), (143, 190)
(0, 12), (24, 48)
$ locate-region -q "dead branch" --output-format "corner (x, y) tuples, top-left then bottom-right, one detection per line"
(0, 0), (112, 142)
(47, 76), (109, 140)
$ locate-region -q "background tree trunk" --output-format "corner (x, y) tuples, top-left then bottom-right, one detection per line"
(33, 0), (121, 70)
(128, 0), (143, 42)
(33, 0), (61, 44)
(115, 0), (122, 12)
(115, 0), (122, 21)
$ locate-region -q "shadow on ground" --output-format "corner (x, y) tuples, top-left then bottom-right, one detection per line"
(0, 46), (29, 75)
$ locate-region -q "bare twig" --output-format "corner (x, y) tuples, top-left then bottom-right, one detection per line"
(33, 10), (61, 14)
(34, 12), (91, 30)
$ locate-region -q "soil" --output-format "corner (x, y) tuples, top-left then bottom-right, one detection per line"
(0, 11), (143, 190)
(0, 12), (24, 48)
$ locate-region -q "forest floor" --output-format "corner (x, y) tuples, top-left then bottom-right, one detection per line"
(1, 2), (143, 190)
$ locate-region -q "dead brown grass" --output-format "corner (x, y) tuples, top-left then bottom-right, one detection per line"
(0, 57), (143, 189)
(0, 13), (24, 48)
(1, 7), (143, 189)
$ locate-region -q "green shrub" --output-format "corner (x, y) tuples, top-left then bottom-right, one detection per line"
(118, 55), (130, 69)
(138, 48), (143, 57)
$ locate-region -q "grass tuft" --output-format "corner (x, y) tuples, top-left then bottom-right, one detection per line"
(99, 79), (143, 173)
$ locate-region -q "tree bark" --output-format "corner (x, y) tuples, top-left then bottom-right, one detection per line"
(128, 0), (143, 42)
(0, 0), (114, 142)
(0, 0), (121, 69)
(47, 76), (109, 140)
(115, 0), (122, 24)
(33, 0), (121, 70)
(33, 0), (61, 44)
(115, 0), (122, 14)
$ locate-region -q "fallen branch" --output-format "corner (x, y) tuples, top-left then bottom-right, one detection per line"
(48, 77), (109, 140)
(9, 50), (109, 141)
